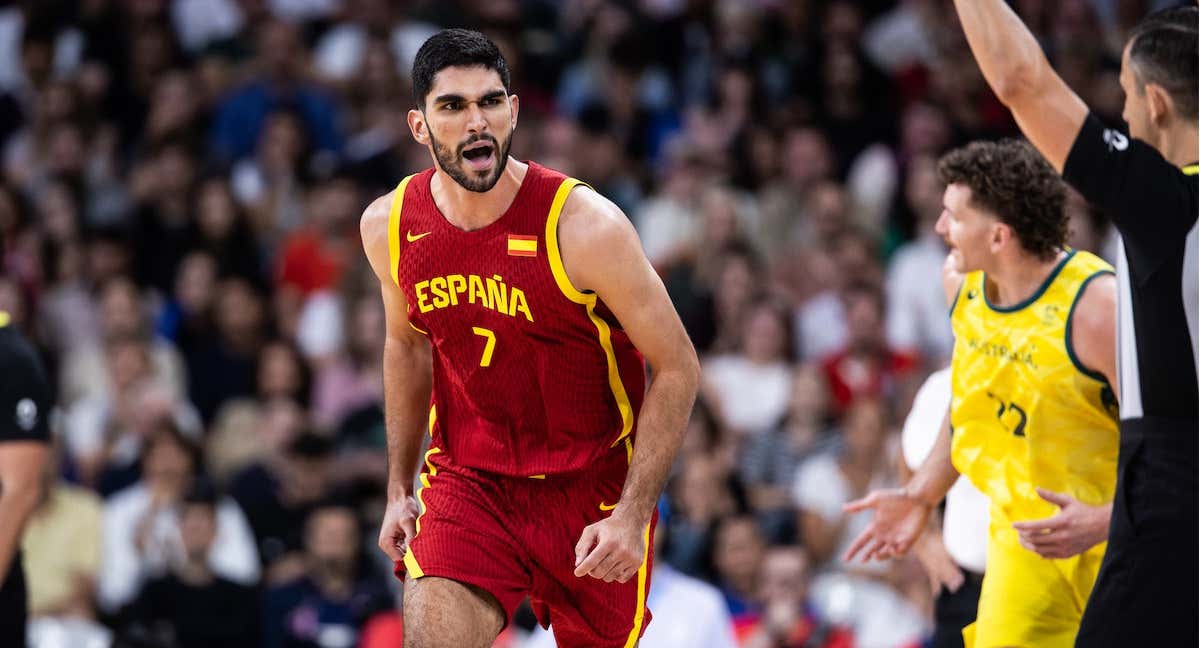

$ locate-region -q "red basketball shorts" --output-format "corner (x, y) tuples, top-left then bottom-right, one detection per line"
(394, 445), (656, 648)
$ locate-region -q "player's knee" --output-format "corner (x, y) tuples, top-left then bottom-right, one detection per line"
(402, 577), (503, 648)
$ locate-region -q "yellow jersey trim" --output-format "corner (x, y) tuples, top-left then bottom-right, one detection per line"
(0, 310), (9, 328)
(622, 522), (653, 648)
(409, 321), (429, 336)
(545, 178), (635, 448)
(1183, 164), (1199, 176)
(546, 178), (590, 301)
(387, 174), (418, 287)
(427, 404), (436, 438)
(414, 445), (441, 535)
(403, 549), (424, 578)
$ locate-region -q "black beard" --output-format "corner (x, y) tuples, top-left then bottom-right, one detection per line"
(430, 131), (513, 193)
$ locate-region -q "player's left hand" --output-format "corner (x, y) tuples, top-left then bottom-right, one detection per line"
(1012, 488), (1112, 559)
(573, 510), (646, 583)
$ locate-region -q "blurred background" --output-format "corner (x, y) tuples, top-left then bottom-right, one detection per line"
(0, 0), (1158, 646)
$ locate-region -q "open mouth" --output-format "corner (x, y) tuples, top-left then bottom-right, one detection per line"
(461, 140), (495, 172)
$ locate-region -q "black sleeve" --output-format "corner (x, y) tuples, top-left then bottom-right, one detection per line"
(1062, 112), (1196, 254)
(0, 329), (52, 444)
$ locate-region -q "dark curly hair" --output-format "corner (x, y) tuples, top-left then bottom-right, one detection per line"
(412, 29), (510, 109)
(937, 139), (1068, 261)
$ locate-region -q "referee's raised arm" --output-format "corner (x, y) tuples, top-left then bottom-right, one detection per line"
(950, 3), (1198, 647)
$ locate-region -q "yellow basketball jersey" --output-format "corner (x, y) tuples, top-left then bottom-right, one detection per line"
(949, 250), (1118, 528)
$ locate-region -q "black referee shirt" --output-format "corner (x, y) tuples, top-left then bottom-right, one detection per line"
(1063, 113), (1199, 426)
(0, 312), (52, 592)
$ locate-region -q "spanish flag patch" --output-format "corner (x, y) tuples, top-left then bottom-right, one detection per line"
(507, 234), (537, 257)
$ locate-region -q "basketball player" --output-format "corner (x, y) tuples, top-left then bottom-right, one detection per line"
(360, 30), (700, 648)
(844, 139), (1120, 647)
(948, 4), (1198, 644)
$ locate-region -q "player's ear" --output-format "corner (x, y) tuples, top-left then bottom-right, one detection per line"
(1143, 82), (1171, 127)
(408, 108), (429, 145)
(509, 93), (519, 132)
(991, 222), (1010, 251)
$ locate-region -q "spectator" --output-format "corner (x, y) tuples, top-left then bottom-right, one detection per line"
(703, 298), (795, 438)
(185, 277), (267, 422)
(884, 154), (954, 368)
(120, 479), (260, 648)
(792, 398), (927, 646)
(21, 438), (103, 621)
(230, 432), (337, 579)
(711, 515), (767, 637)
(739, 363), (835, 540)
(820, 283), (917, 416)
(742, 546), (854, 648)
(211, 19), (344, 163)
(262, 502), (391, 648)
(58, 276), (187, 408)
(98, 425), (259, 614)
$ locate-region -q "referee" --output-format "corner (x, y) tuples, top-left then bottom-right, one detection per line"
(0, 304), (52, 644)
(951, 2), (1198, 645)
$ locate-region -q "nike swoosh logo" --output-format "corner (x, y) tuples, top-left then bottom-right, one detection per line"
(599, 501), (617, 511)
(407, 230), (431, 242)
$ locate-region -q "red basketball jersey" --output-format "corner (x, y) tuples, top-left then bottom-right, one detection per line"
(387, 162), (645, 477)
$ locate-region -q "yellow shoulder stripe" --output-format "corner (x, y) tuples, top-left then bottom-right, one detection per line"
(544, 178), (636, 449)
(0, 310), (9, 328)
(546, 178), (590, 303)
(387, 174), (418, 287)
(1183, 164), (1199, 176)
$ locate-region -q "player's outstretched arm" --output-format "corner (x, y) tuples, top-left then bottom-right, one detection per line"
(361, 192), (434, 563)
(844, 407), (958, 563)
(952, 0), (1089, 172)
(557, 187), (701, 584)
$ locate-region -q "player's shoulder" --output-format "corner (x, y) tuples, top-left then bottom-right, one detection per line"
(558, 182), (634, 245)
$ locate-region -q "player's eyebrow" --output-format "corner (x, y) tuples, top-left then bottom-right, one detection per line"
(433, 90), (507, 106)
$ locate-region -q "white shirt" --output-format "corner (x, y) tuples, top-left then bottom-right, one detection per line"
(98, 483), (260, 612)
(885, 235), (954, 364)
(703, 355), (792, 435)
(793, 452), (888, 575)
(900, 368), (989, 573)
(522, 565), (737, 648)
(794, 291), (846, 361)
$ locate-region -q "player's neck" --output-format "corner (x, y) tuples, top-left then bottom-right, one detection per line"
(1155, 122), (1199, 168)
(986, 249), (1067, 308)
(431, 158), (529, 231)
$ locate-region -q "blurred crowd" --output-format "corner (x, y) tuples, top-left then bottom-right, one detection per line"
(0, 0), (1157, 647)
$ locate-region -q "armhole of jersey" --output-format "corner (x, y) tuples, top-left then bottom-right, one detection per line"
(545, 177), (594, 304)
(948, 276), (968, 319)
(1065, 269), (1115, 384)
(387, 174), (417, 287)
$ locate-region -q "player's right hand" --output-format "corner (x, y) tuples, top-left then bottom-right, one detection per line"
(378, 496), (420, 562)
(842, 488), (932, 563)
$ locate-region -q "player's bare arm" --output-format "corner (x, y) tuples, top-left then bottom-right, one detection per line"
(952, 0), (1089, 172)
(361, 191), (434, 562)
(556, 187), (700, 584)
(1013, 273), (1117, 559)
(0, 441), (48, 582)
(842, 254), (965, 564)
